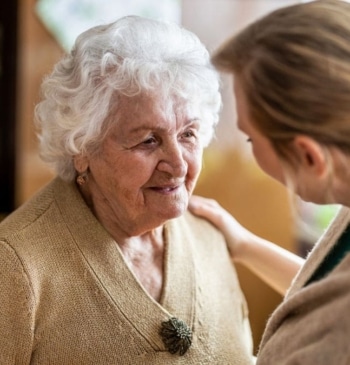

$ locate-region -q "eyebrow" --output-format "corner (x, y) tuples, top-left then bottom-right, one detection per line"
(186, 118), (200, 127)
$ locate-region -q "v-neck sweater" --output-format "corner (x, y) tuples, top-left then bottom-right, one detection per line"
(0, 177), (254, 365)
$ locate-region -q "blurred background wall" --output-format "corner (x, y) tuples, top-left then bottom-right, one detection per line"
(1, 0), (311, 354)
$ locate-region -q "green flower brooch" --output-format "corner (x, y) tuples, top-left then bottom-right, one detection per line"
(160, 317), (192, 356)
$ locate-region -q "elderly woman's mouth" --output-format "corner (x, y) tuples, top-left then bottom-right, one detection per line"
(150, 185), (181, 193)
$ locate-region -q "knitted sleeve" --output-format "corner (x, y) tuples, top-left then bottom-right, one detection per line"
(0, 240), (34, 364)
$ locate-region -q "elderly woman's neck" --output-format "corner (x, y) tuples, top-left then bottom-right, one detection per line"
(116, 227), (166, 302)
(78, 180), (166, 301)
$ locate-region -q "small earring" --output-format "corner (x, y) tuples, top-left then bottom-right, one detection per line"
(76, 172), (88, 186)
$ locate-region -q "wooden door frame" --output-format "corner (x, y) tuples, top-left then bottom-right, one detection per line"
(0, 0), (18, 215)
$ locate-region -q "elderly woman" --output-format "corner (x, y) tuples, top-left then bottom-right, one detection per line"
(0, 15), (254, 364)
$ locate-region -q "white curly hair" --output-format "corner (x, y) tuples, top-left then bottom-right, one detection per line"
(35, 15), (222, 181)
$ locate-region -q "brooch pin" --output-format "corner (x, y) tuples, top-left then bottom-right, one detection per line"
(160, 317), (192, 356)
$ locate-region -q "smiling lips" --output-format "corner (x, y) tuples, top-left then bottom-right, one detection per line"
(150, 184), (182, 193)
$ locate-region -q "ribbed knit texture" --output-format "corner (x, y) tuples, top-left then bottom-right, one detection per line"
(257, 206), (350, 365)
(0, 177), (254, 364)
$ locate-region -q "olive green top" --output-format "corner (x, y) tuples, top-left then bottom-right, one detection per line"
(306, 224), (350, 285)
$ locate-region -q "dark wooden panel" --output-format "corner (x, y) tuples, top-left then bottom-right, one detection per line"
(0, 0), (18, 214)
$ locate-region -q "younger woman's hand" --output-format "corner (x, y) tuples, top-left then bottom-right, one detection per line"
(189, 195), (304, 295)
(188, 195), (252, 261)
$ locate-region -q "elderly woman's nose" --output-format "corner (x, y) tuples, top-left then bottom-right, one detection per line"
(157, 141), (187, 175)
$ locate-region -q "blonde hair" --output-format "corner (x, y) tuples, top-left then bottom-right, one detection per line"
(212, 0), (350, 164)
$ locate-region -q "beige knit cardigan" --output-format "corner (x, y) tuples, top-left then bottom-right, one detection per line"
(0, 177), (254, 365)
(257, 206), (350, 365)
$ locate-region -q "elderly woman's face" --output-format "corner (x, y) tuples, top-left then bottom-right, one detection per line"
(79, 93), (203, 235)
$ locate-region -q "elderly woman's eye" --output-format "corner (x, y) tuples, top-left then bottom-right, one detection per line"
(142, 136), (157, 145)
(182, 130), (196, 138)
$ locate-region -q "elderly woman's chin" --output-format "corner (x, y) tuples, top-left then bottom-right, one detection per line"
(152, 192), (190, 222)
(143, 186), (190, 221)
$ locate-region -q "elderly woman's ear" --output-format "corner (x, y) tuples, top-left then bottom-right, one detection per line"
(73, 155), (89, 174)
